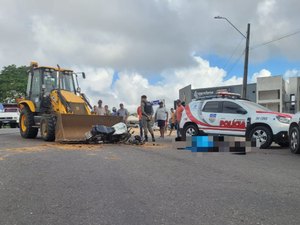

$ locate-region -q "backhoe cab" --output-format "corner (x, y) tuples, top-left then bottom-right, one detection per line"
(18, 62), (121, 142)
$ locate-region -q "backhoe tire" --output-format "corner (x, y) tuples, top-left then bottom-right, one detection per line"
(40, 116), (56, 142)
(20, 106), (38, 139)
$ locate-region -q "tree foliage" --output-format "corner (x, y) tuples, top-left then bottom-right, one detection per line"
(0, 65), (28, 103)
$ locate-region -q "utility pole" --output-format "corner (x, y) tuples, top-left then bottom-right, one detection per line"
(214, 17), (250, 98)
(242, 24), (250, 99)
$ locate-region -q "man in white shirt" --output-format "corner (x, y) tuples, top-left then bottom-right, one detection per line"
(155, 101), (168, 138)
(95, 99), (105, 116)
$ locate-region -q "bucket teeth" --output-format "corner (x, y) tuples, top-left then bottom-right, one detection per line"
(55, 114), (122, 142)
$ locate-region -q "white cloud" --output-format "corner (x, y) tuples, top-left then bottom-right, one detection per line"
(250, 69), (272, 83)
(283, 69), (300, 79)
(1, 0), (300, 70)
(0, 0), (300, 113)
(79, 56), (242, 112)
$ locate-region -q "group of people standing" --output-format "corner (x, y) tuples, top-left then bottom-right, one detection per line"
(137, 96), (185, 142)
(93, 96), (185, 142)
(93, 100), (129, 123)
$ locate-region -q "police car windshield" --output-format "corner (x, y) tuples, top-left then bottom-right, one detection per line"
(240, 100), (271, 112)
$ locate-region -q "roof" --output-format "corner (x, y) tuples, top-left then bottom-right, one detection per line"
(34, 66), (73, 72)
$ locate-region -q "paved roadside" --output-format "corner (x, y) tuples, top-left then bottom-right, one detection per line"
(0, 131), (300, 225)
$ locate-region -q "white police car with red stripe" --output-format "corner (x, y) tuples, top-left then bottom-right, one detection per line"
(288, 114), (300, 154)
(179, 92), (292, 149)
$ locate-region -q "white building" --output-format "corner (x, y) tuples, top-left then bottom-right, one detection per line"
(257, 76), (285, 112)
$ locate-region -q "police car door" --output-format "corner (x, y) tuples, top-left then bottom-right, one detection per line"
(201, 100), (222, 134)
(217, 101), (247, 136)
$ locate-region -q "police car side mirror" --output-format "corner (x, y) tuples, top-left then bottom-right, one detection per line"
(237, 108), (247, 115)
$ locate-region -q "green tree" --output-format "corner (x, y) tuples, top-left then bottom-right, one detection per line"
(0, 65), (28, 103)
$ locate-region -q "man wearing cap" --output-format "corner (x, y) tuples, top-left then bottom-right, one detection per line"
(155, 101), (168, 139)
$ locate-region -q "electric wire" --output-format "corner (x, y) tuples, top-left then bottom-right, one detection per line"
(251, 29), (300, 50)
(222, 37), (245, 70)
(226, 50), (245, 76)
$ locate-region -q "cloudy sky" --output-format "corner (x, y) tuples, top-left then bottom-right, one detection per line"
(1, 0), (300, 112)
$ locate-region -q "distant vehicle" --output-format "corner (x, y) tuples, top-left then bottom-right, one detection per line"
(0, 104), (20, 128)
(127, 115), (139, 128)
(288, 114), (300, 154)
(152, 122), (159, 131)
(179, 92), (292, 149)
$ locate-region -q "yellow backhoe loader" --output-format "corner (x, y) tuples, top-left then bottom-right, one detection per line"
(18, 62), (121, 142)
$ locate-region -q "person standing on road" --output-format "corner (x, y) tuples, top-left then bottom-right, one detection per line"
(141, 95), (155, 142)
(175, 100), (185, 137)
(95, 100), (105, 116)
(155, 102), (168, 139)
(104, 105), (111, 116)
(111, 107), (117, 116)
(168, 108), (176, 136)
(92, 105), (97, 114)
(137, 105), (143, 138)
(117, 103), (129, 123)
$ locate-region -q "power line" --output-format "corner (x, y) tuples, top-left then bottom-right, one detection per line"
(226, 50), (245, 76)
(222, 37), (245, 70)
(251, 29), (300, 50)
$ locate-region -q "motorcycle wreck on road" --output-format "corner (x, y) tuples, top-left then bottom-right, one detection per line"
(85, 122), (144, 145)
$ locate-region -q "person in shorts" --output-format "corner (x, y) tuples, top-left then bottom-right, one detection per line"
(168, 108), (176, 136)
(155, 101), (168, 139)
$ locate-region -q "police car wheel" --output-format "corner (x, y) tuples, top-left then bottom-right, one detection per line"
(289, 126), (300, 154)
(183, 124), (199, 138)
(249, 126), (272, 149)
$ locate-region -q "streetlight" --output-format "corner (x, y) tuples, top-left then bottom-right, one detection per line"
(214, 16), (250, 99)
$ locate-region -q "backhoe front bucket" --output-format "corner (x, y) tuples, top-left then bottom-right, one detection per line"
(55, 114), (123, 142)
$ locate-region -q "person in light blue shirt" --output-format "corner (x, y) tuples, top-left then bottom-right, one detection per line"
(111, 107), (117, 116)
(117, 103), (129, 122)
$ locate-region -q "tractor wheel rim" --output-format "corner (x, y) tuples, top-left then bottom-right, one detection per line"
(20, 114), (27, 132)
(252, 130), (267, 144)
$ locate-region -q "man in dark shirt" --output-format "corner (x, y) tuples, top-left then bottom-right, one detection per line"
(141, 95), (155, 142)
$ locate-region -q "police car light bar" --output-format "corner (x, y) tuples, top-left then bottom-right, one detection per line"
(196, 92), (241, 100)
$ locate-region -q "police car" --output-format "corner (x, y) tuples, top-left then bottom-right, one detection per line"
(288, 113), (300, 154)
(179, 92), (292, 149)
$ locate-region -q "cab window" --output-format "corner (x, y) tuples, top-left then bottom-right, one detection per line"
(202, 101), (221, 113)
(222, 101), (245, 114)
(31, 70), (41, 98)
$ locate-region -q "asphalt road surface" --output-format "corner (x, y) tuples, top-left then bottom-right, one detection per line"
(1, 128), (300, 225)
